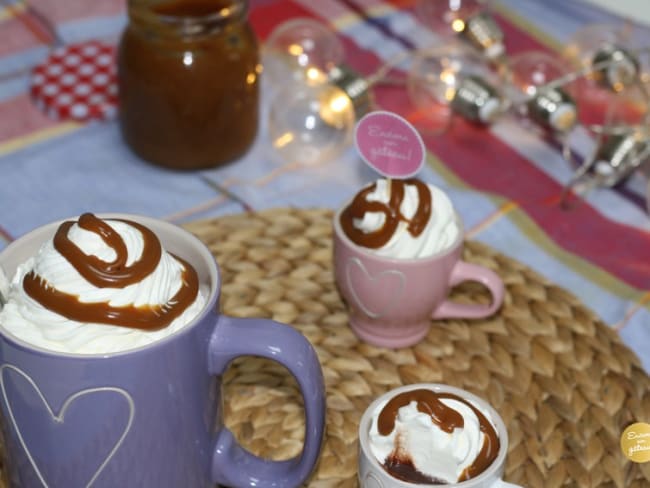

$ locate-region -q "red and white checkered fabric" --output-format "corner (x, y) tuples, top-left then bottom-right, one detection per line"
(30, 40), (118, 122)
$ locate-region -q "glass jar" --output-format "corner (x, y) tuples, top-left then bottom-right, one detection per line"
(118, 0), (260, 170)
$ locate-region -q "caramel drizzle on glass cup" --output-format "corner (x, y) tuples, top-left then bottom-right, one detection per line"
(377, 388), (500, 482)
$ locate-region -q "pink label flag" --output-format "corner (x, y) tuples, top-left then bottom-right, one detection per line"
(354, 111), (425, 179)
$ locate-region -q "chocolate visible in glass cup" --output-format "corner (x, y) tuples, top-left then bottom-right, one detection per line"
(0, 213), (325, 487)
(333, 178), (505, 348)
(358, 383), (522, 487)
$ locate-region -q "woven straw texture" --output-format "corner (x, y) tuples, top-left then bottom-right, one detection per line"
(184, 208), (650, 488)
(0, 208), (646, 487)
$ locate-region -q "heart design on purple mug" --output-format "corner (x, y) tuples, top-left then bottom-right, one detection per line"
(345, 257), (405, 318)
(0, 364), (134, 488)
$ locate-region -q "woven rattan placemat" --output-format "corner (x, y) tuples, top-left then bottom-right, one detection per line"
(184, 208), (650, 488)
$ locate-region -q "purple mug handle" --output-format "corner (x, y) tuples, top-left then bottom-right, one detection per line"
(208, 315), (326, 487)
(432, 261), (504, 320)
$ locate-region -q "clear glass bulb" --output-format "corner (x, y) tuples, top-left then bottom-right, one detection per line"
(407, 43), (504, 128)
(415, 0), (504, 61)
(561, 25), (650, 195)
(561, 24), (649, 131)
(268, 81), (355, 166)
(507, 50), (577, 132)
(581, 123), (650, 189)
(263, 17), (344, 87)
(563, 23), (646, 93)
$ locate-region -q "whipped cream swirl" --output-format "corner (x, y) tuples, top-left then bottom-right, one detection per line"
(0, 214), (206, 355)
(340, 178), (459, 259)
(369, 388), (499, 484)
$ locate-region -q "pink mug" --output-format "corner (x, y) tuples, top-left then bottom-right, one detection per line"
(333, 208), (504, 348)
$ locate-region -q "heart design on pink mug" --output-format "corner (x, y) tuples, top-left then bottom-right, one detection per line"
(0, 364), (134, 488)
(345, 257), (405, 318)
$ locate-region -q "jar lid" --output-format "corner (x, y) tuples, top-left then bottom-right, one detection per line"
(30, 41), (118, 122)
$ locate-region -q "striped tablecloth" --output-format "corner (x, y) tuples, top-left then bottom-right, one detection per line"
(0, 0), (649, 373)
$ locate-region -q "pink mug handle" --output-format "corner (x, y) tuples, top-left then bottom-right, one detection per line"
(432, 261), (504, 319)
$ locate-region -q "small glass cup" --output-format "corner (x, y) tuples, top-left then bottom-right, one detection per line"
(358, 383), (522, 488)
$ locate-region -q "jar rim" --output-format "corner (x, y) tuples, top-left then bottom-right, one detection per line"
(127, 0), (248, 36)
(155, 0), (247, 25)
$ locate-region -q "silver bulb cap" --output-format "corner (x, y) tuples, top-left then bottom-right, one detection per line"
(450, 75), (502, 124)
(592, 44), (640, 91)
(591, 131), (650, 186)
(327, 64), (373, 118)
(460, 11), (505, 61)
(526, 87), (577, 133)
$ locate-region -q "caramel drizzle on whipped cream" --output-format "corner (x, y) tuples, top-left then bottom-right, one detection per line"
(22, 213), (199, 331)
(378, 389), (500, 482)
(340, 179), (431, 249)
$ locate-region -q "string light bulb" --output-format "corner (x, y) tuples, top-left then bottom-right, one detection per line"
(563, 23), (647, 93)
(415, 0), (505, 63)
(263, 17), (344, 86)
(564, 126), (650, 200)
(561, 87), (650, 203)
(407, 42), (505, 131)
(264, 18), (359, 166)
(592, 129), (650, 186)
(268, 80), (355, 166)
(507, 50), (578, 133)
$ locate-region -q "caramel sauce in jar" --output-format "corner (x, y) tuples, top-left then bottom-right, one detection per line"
(118, 0), (260, 170)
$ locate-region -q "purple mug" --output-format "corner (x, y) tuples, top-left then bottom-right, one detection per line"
(0, 214), (325, 487)
(333, 208), (504, 348)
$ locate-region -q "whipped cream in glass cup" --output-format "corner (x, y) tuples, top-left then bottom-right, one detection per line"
(358, 383), (522, 488)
